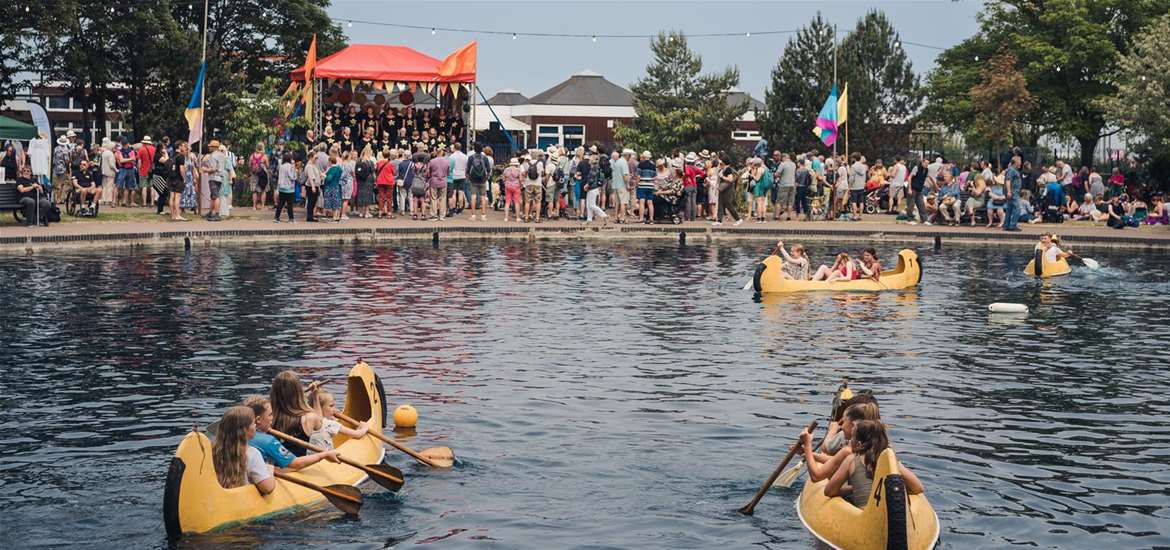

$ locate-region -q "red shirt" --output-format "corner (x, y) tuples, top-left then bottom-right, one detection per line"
(375, 159), (396, 185)
(138, 144), (155, 176)
(683, 164), (702, 188)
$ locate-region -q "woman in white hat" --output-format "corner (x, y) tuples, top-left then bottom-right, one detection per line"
(501, 158), (523, 222)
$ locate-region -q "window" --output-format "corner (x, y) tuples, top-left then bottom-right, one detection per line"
(563, 125), (585, 150)
(47, 96), (72, 110)
(535, 124), (586, 150)
(732, 130), (761, 140)
(537, 125), (560, 150)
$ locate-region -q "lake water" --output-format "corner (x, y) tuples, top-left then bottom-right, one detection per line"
(1, 240), (1168, 549)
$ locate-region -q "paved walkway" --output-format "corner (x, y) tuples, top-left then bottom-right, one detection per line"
(2, 205), (1167, 251)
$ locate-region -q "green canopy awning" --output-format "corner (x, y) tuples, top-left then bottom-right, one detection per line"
(0, 115), (38, 141)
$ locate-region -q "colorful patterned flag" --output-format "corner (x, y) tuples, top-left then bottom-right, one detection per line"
(811, 85), (838, 146)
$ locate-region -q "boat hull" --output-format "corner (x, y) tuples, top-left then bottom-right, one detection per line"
(755, 249), (922, 293)
(795, 448), (939, 550)
(164, 362), (387, 537)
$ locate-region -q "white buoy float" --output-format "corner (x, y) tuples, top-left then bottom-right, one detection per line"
(988, 303), (1028, 314)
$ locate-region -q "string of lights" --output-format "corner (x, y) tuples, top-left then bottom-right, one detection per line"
(334, 19), (947, 51)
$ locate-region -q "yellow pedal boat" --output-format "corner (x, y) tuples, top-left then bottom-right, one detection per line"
(163, 362), (388, 537)
(754, 249), (922, 293)
(796, 448), (940, 550)
(1024, 250), (1071, 278)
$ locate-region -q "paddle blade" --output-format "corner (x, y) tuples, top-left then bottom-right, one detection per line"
(364, 463), (405, 492)
(742, 279), (754, 291)
(773, 461), (805, 488)
(419, 446), (456, 468)
(322, 484), (363, 516)
(1082, 257), (1100, 270)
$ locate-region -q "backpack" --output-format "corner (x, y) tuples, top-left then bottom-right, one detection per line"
(554, 164), (565, 184)
(527, 162), (539, 181)
(355, 160), (372, 182)
(410, 163), (428, 197)
(467, 153), (487, 183)
(600, 156), (612, 179)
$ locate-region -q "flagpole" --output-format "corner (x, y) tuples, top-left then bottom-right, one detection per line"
(198, 0), (208, 155)
(832, 29), (837, 158)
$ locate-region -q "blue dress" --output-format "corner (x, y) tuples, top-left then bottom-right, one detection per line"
(180, 157), (197, 208)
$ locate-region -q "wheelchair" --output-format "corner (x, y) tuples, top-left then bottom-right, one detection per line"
(66, 187), (101, 217)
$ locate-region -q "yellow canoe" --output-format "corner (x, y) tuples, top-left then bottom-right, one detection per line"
(796, 448), (940, 550)
(163, 362), (388, 537)
(754, 249), (922, 293)
(1024, 251), (1071, 278)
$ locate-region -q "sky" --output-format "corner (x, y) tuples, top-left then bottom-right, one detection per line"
(326, 0), (984, 100)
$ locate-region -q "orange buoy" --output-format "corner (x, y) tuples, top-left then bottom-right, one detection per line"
(393, 404), (418, 429)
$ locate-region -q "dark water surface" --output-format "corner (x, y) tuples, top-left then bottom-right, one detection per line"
(1, 240), (1168, 549)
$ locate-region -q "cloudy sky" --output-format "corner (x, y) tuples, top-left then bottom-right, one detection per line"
(327, 0), (983, 99)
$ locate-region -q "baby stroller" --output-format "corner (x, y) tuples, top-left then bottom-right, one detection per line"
(863, 183), (889, 214)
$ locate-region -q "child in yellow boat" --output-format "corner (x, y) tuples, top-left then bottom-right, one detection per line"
(212, 405), (276, 494)
(854, 248), (882, 282)
(801, 402), (880, 482)
(244, 395), (340, 471)
(818, 393), (880, 459)
(307, 389), (370, 450)
(811, 252), (856, 282)
(824, 420), (924, 508)
(776, 240), (810, 280)
(1036, 233), (1072, 263)
(271, 371), (324, 457)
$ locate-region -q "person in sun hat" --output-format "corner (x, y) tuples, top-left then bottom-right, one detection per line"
(636, 150), (656, 223)
(52, 133), (73, 202)
(502, 157), (522, 222)
(609, 149), (630, 223)
(682, 151), (702, 221)
(137, 135), (156, 208)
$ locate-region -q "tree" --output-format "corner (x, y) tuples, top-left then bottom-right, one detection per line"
(970, 51), (1036, 168)
(615, 31), (747, 154)
(838, 10), (922, 161)
(27, 0), (345, 144)
(1100, 14), (1170, 156)
(925, 0), (1170, 167)
(759, 13), (837, 154)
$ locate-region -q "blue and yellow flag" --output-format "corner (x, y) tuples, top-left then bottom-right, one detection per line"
(185, 62), (206, 145)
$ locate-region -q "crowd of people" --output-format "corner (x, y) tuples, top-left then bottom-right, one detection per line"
(5, 120), (1167, 230)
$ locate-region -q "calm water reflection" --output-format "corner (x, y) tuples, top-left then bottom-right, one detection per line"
(0, 240), (1168, 549)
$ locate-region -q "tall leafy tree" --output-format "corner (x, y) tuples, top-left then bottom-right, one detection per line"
(27, 0), (345, 144)
(1100, 14), (1170, 156)
(615, 31), (747, 154)
(970, 50), (1036, 167)
(838, 10), (922, 161)
(924, 0), (1170, 166)
(759, 13), (837, 154)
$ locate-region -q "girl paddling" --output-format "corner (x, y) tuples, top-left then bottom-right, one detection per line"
(212, 406), (275, 494)
(270, 371), (324, 457)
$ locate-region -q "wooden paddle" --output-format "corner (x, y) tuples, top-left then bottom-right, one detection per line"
(269, 428), (405, 492)
(774, 432), (829, 488)
(1068, 253), (1100, 269)
(273, 471), (363, 516)
(336, 411), (455, 468)
(738, 420), (818, 516)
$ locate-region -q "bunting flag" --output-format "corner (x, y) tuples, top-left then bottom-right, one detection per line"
(301, 34), (317, 125)
(184, 62), (206, 146)
(837, 83), (849, 127)
(811, 84), (838, 146)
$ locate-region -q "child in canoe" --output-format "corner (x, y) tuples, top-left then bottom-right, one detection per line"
(802, 401), (881, 480)
(212, 405), (276, 494)
(824, 420), (925, 508)
(811, 252), (856, 282)
(307, 388), (370, 450)
(243, 395), (339, 472)
(775, 240), (810, 280)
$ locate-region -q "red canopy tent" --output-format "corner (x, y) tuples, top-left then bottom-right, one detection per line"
(290, 41), (478, 140)
(290, 43), (476, 83)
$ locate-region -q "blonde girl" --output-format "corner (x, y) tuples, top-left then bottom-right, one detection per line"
(307, 389), (370, 450)
(269, 370), (322, 457)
